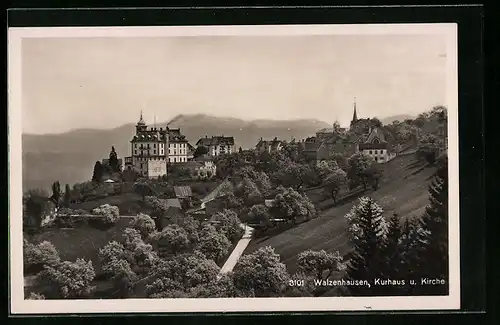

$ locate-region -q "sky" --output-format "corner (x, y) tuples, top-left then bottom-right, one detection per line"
(21, 33), (448, 134)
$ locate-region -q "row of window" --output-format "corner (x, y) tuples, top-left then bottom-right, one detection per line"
(134, 143), (187, 149)
(368, 149), (386, 155)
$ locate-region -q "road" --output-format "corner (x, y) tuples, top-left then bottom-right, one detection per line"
(218, 223), (254, 278)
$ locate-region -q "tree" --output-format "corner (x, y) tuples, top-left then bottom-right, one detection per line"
(63, 184), (71, 207)
(247, 204), (271, 228)
(188, 274), (238, 298)
(50, 181), (62, 207)
(210, 209), (244, 242)
(109, 146), (119, 172)
(218, 193), (243, 211)
(197, 224), (231, 263)
(271, 187), (316, 224)
(38, 258), (95, 298)
(297, 250), (346, 280)
(176, 214), (200, 245)
(92, 161), (104, 182)
(377, 213), (408, 295)
(347, 152), (376, 191)
(232, 246), (290, 297)
(92, 204), (120, 225)
(344, 197), (389, 296)
(323, 168), (347, 202)
(145, 251), (220, 297)
(237, 178), (264, 207)
(154, 224), (191, 256)
(121, 228), (159, 273)
(133, 180), (154, 201)
(281, 162), (314, 190)
(24, 239), (60, 272)
(371, 117), (382, 128)
(27, 292), (45, 300)
(129, 213), (156, 239)
(217, 180), (235, 196)
(238, 146), (243, 153)
(194, 145), (209, 158)
(316, 160), (339, 179)
(144, 196), (168, 220)
(24, 189), (50, 229)
(416, 157), (449, 295)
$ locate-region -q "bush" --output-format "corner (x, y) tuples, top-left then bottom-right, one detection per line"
(129, 213), (156, 239)
(38, 258), (96, 298)
(27, 292), (45, 300)
(92, 204), (120, 225)
(24, 239), (61, 274)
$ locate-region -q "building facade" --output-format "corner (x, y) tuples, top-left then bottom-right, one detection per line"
(359, 127), (396, 163)
(255, 137), (285, 154)
(166, 128), (190, 163)
(196, 135), (235, 157)
(124, 112), (191, 177)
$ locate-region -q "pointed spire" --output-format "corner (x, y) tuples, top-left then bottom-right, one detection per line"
(352, 97), (358, 123)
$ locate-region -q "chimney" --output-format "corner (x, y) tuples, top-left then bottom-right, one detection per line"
(260, 137), (263, 141)
(160, 127), (163, 131)
(205, 135), (208, 138)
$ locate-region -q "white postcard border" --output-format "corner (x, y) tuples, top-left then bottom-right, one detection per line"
(8, 23), (459, 314)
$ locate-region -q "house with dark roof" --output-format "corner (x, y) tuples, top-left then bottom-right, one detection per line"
(359, 127), (396, 163)
(158, 198), (185, 229)
(196, 135), (235, 157)
(255, 137), (286, 154)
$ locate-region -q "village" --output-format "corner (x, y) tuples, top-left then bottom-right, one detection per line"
(22, 99), (449, 300)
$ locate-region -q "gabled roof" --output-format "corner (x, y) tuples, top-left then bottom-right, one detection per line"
(196, 136), (235, 147)
(174, 186), (192, 197)
(364, 127), (387, 144)
(160, 198), (182, 208)
(256, 138), (285, 149)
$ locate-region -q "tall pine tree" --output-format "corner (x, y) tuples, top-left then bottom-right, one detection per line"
(415, 154), (448, 295)
(92, 161), (103, 183)
(50, 181), (61, 207)
(344, 197), (389, 296)
(109, 146), (119, 172)
(63, 184), (71, 208)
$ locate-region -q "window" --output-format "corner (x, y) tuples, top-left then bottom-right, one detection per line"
(154, 143), (156, 148)
(174, 158), (177, 162)
(154, 150), (156, 154)
(375, 157), (378, 162)
(147, 144), (150, 149)
(134, 150), (137, 155)
(134, 144), (137, 148)
(369, 150), (372, 154)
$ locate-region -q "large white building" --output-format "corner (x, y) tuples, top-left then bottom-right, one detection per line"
(124, 112), (191, 177)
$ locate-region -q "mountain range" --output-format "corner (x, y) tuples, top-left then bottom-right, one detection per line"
(22, 113), (412, 191)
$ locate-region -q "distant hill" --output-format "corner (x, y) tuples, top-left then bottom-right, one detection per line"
(380, 114), (415, 125)
(22, 114), (330, 191)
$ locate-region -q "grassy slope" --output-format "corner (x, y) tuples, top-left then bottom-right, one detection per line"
(245, 154), (436, 273)
(26, 218), (132, 274)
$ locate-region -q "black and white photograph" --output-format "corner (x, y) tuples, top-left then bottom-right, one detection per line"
(9, 23), (459, 313)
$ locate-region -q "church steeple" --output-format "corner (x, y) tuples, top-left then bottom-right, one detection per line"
(351, 97), (358, 124)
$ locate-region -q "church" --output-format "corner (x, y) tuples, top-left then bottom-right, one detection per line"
(304, 98), (396, 163)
